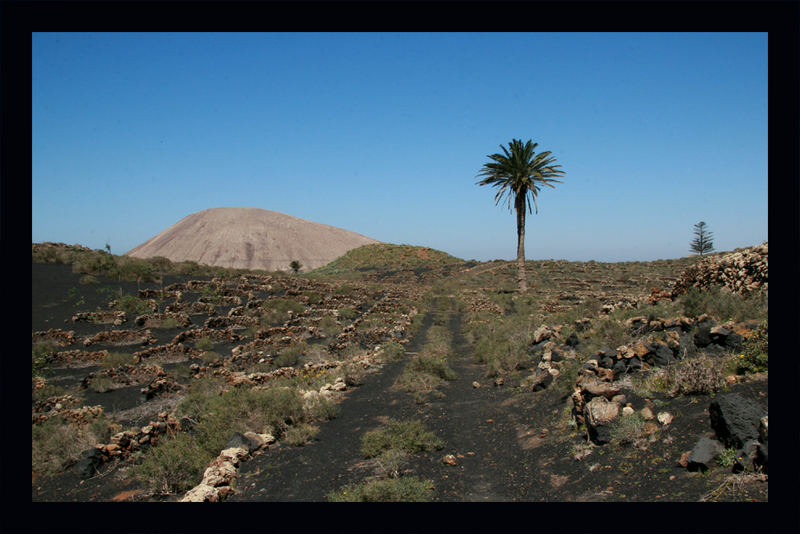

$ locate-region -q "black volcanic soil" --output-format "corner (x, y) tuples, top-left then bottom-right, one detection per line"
(32, 263), (768, 505)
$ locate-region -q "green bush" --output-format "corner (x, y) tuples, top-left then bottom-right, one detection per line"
(610, 412), (648, 446)
(284, 423), (319, 446)
(667, 354), (727, 396)
(361, 418), (443, 458)
(379, 341), (405, 361)
(338, 306), (357, 322)
(132, 433), (211, 494)
(373, 448), (410, 479)
(679, 287), (767, 323)
(303, 392), (340, 422)
(100, 352), (134, 369)
(32, 341), (58, 376)
(274, 342), (308, 368)
(717, 447), (738, 468)
(318, 315), (342, 337)
(326, 476), (434, 502)
(137, 383), (310, 495)
(260, 298), (306, 325)
(32, 415), (112, 478)
(193, 337), (215, 351)
(734, 320), (768, 374)
(113, 294), (153, 315)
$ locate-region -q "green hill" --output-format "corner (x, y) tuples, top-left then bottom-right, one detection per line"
(310, 244), (463, 278)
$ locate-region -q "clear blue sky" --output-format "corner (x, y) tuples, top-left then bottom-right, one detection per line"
(32, 32), (767, 263)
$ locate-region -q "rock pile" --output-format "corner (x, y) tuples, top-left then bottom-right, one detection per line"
(67, 411), (185, 479)
(134, 312), (191, 328)
(671, 242), (768, 297)
(33, 329), (78, 347)
(83, 329), (156, 347)
(51, 349), (110, 366)
(681, 393), (768, 474)
(33, 404), (104, 425)
(133, 343), (202, 363)
(72, 311), (127, 325)
(180, 432), (276, 502)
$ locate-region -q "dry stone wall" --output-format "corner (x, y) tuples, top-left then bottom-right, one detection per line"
(672, 242), (767, 297)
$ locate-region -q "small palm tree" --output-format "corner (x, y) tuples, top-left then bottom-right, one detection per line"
(477, 138), (565, 292)
(289, 260), (302, 274)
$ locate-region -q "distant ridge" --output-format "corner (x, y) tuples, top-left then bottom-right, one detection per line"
(125, 207), (381, 272)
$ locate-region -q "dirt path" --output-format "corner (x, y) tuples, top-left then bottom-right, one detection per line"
(230, 297), (540, 502)
(229, 313), (438, 501)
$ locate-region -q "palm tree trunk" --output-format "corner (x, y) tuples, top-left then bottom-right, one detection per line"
(515, 201), (528, 293)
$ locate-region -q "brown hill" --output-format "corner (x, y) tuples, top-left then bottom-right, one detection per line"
(125, 207), (381, 272)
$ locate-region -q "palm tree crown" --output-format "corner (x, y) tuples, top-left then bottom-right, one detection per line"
(476, 138), (565, 292)
(476, 138), (564, 215)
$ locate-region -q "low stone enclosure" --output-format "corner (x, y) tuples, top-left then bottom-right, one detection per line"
(33, 270), (420, 488)
(517, 308), (767, 475)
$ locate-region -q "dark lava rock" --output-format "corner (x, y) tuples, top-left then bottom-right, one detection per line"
(709, 393), (766, 449)
(74, 447), (104, 479)
(756, 442), (768, 474)
(694, 326), (712, 348)
(724, 332), (743, 351)
(612, 358), (628, 376)
(732, 439), (759, 473)
(687, 437), (724, 472)
(653, 344), (676, 367)
(566, 332), (580, 347)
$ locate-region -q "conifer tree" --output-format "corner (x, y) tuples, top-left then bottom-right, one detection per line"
(690, 221), (715, 256)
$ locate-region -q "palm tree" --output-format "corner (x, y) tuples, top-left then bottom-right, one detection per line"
(477, 138), (565, 292)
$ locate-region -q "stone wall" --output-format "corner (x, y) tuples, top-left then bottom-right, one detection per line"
(672, 242), (768, 297)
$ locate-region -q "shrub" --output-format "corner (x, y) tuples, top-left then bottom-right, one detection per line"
(113, 294), (153, 315)
(326, 476), (434, 502)
(407, 354), (456, 381)
(667, 354), (727, 396)
(379, 341), (405, 362)
(717, 447), (738, 468)
(679, 287), (767, 323)
(734, 320), (768, 374)
(79, 274), (99, 285)
(274, 342), (308, 368)
(260, 298), (306, 325)
(361, 418), (443, 458)
(341, 362), (367, 386)
(32, 415), (112, 477)
(610, 412), (648, 446)
(284, 424), (319, 446)
(373, 448), (410, 479)
(32, 341), (58, 376)
(100, 351), (134, 369)
(318, 315), (341, 337)
(132, 433), (211, 494)
(338, 306), (357, 322)
(156, 384), (306, 495)
(193, 337), (214, 351)
(303, 393), (340, 422)
(304, 291), (322, 305)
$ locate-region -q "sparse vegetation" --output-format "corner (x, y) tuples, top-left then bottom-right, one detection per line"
(32, 239), (767, 503)
(32, 415), (113, 478)
(326, 476), (434, 502)
(733, 320), (768, 374)
(361, 418), (444, 458)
